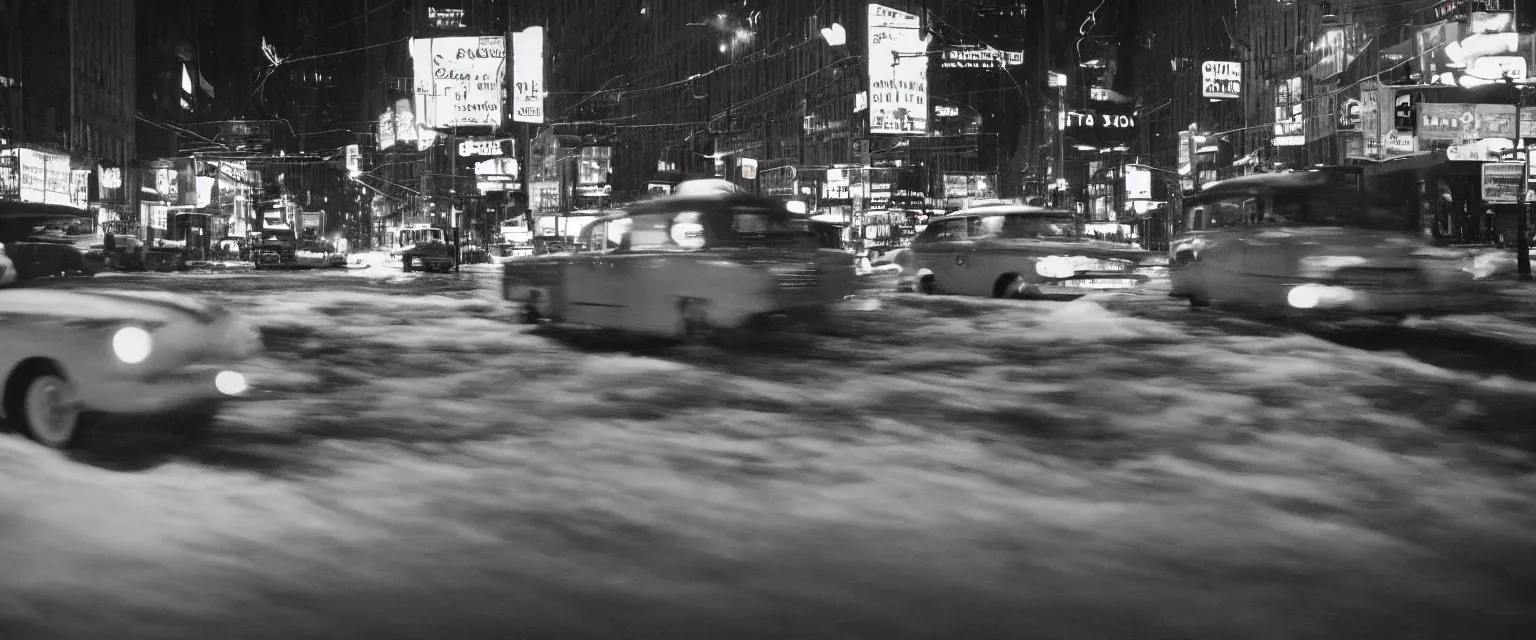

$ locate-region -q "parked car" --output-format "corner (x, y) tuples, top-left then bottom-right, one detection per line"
(891, 204), (1165, 298)
(0, 203), (102, 281)
(0, 284), (262, 449)
(1169, 170), (1496, 316)
(502, 188), (858, 339)
(391, 225), (455, 272)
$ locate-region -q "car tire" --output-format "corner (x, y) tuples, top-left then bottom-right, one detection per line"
(918, 275), (940, 295)
(402, 258), (414, 272)
(5, 364), (85, 449)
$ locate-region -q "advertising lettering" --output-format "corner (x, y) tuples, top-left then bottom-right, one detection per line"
(867, 4), (928, 135)
(512, 26), (545, 124)
(409, 35), (506, 128)
(940, 45), (1023, 69)
(1201, 61), (1241, 99)
(1063, 111), (1137, 129)
(458, 137), (510, 157)
(1418, 103), (1478, 140)
(1483, 161), (1525, 203)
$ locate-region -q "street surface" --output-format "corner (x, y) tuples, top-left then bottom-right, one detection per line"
(4, 263), (1536, 639)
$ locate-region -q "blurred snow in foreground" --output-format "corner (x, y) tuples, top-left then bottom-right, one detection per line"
(0, 272), (1534, 638)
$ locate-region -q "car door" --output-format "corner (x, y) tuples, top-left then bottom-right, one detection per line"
(563, 222), (622, 326)
(916, 217), (969, 291)
(947, 216), (990, 296)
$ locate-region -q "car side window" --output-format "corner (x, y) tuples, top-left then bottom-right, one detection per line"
(965, 216), (986, 239)
(939, 218), (966, 240)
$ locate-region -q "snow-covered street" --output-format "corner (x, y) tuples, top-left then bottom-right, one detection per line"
(4, 266), (1536, 639)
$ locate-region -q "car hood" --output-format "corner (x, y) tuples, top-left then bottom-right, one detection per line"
(0, 288), (230, 327)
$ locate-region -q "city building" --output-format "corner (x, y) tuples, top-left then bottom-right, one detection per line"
(1, 0), (137, 231)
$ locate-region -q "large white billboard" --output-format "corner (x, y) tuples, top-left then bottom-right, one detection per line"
(511, 26), (545, 124)
(409, 35), (506, 129)
(867, 4), (929, 135)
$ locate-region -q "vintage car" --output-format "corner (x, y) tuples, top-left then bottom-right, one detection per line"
(0, 284), (262, 449)
(1169, 170), (1495, 316)
(391, 225), (456, 272)
(0, 202), (104, 281)
(891, 204), (1165, 298)
(502, 189), (858, 339)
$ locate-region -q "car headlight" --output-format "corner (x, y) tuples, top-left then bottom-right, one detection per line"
(112, 326), (154, 364)
(1033, 257), (1078, 279)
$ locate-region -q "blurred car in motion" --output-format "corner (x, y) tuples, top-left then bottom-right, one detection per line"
(890, 204), (1165, 298)
(1169, 170), (1496, 316)
(0, 285), (261, 449)
(391, 224), (455, 272)
(502, 185), (858, 339)
(0, 202), (104, 281)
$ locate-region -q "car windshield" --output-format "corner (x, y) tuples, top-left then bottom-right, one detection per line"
(988, 214), (1077, 239)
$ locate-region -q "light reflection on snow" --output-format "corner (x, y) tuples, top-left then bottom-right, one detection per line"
(1, 271), (1535, 637)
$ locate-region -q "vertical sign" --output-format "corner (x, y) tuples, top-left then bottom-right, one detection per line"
(867, 4), (929, 135)
(378, 108), (396, 150)
(345, 144), (361, 173)
(512, 27), (546, 124)
(409, 36), (506, 128)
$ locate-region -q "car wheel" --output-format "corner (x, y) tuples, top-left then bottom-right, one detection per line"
(918, 275), (940, 295)
(402, 258), (414, 272)
(6, 366), (84, 449)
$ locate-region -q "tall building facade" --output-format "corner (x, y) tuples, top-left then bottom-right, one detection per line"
(1, 0), (137, 229)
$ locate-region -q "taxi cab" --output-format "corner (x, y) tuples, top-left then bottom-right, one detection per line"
(1169, 170), (1493, 316)
(891, 203), (1163, 298)
(502, 181), (857, 339)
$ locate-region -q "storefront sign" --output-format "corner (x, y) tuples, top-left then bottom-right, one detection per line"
(409, 35), (506, 128)
(1201, 61), (1241, 99)
(1475, 103), (1518, 138)
(1275, 77), (1304, 137)
(70, 170), (89, 209)
(457, 137), (510, 157)
(1063, 110), (1137, 129)
(345, 144), (361, 173)
(511, 26), (545, 124)
(867, 3), (928, 135)
(1418, 102), (1478, 140)
(940, 45), (1023, 69)
(474, 157), (519, 180)
(1483, 161), (1525, 203)
(935, 105), (960, 117)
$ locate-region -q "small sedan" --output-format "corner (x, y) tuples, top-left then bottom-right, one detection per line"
(0, 286), (262, 448)
(892, 204), (1165, 298)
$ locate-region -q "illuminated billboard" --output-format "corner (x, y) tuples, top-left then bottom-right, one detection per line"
(409, 35), (506, 128)
(867, 4), (929, 135)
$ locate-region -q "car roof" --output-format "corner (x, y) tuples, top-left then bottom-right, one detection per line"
(1199, 170), (1330, 196)
(941, 204), (1075, 218)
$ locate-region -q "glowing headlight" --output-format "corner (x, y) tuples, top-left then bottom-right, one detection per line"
(112, 326), (153, 364)
(1033, 257), (1078, 279)
(215, 371), (248, 396)
(1287, 284), (1356, 309)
